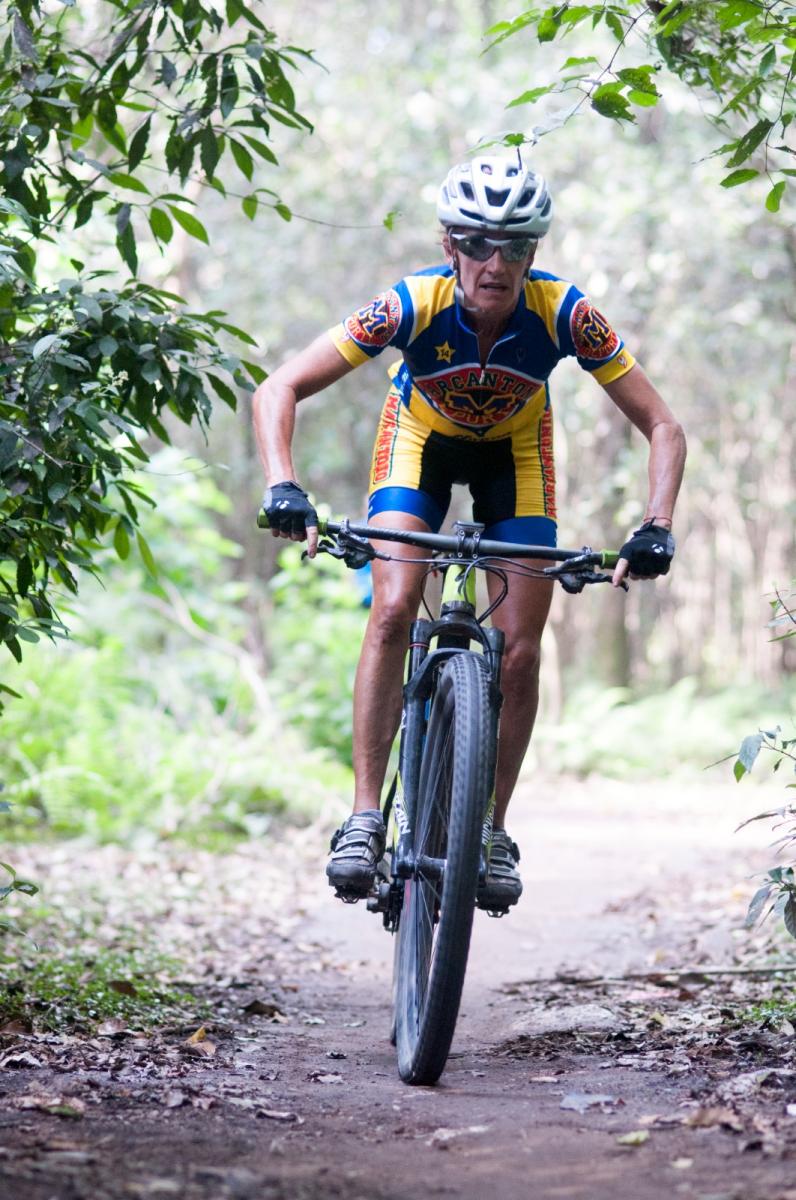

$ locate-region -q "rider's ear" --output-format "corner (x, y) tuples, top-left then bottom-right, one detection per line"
(441, 230), (454, 265)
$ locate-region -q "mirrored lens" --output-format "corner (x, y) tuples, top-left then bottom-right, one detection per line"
(452, 234), (534, 263)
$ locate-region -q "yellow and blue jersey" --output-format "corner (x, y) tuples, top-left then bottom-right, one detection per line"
(328, 264), (636, 441)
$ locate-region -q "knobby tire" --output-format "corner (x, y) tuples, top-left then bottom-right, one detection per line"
(394, 652), (496, 1085)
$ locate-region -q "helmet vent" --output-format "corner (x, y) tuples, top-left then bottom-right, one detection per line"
(485, 187), (510, 207)
(461, 182), (475, 201)
(519, 187), (536, 206)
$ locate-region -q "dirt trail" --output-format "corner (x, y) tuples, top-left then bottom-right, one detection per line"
(3, 777), (796, 1200)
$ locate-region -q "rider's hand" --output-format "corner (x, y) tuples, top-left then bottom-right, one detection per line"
(261, 481), (319, 557)
(612, 520), (675, 587)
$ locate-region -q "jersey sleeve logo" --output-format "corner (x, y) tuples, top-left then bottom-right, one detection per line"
(571, 297), (620, 361)
(343, 289), (402, 349)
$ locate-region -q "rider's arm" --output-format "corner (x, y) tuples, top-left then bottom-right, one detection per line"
(253, 333), (354, 556)
(601, 364), (686, 586)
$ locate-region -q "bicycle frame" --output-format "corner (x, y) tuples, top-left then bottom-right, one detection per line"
(370, 537), (505, 931)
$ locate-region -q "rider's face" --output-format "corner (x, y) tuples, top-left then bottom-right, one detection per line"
(444, 230), (537, 320)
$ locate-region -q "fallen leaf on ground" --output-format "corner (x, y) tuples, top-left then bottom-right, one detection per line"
(17, 1093), (85, 1118)
(301, 1015), (325, 1026)
(107, 979), (138, 997)
(326, 1050), (346, 1060)
(96, 1018), (130, 1038)
(426, 1125), (489, 1147)
(671, 1158), (693, 1170)
(186, 1039), (216, 1058)
(163, 1089), (188, 1108)
(0, 1049), (42, 1069)
(183, 1026), (216, 1058)
(617, 1130), (650, 1147)
(0, 1018), (32, 1035)
(560, 1092), (616, 1114)
(685, 1106), (743, 1132)
(241, 999), (286, 1019)
(256, 1108), (303, 1123)
(308, 1071), (342, 1084)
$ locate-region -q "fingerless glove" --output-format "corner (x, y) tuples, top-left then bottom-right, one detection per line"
(618, 520), (675, 577)
(261, 481), (318, 537)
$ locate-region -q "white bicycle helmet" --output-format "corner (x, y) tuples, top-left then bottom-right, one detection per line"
(437, 155), (553, 237)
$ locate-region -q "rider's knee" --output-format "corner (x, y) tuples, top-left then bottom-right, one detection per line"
(367, 596), (417, 643)
(503, 637), (542, 680)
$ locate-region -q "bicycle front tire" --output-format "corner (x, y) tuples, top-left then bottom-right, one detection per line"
(394, 651), (496, 1085)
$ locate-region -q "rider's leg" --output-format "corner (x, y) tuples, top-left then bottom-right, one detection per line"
(325, 511), (430, 896)
(474, 567), (553, 911)
(351, 511), (431, 813)
(486, 568), (554, 828)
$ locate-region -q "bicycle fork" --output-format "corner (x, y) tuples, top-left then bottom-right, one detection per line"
(368, 588), (505, 930)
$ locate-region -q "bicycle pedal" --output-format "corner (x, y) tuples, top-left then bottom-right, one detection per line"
(484, 906), (511, 919)
(333, 886), (365, 904)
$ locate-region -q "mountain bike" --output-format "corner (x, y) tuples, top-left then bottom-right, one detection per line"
(258, 512), (623, 1084)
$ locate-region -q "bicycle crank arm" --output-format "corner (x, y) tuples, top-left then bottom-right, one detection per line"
(415, 855), (446, 880)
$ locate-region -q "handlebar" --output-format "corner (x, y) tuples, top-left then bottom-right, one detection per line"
(257, 511), (621, 571)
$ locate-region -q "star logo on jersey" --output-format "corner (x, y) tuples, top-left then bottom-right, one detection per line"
(435, 341), (455, 364)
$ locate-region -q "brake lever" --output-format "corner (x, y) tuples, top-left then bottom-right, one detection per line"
(558, 570), (628, 594)
(305, 521), (383, 570)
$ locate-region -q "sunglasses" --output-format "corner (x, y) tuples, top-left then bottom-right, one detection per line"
(450, 233), (537, 263)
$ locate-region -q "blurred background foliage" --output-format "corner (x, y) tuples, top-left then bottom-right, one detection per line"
(1, 0), (794, 846)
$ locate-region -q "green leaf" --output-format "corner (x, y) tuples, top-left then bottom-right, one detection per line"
(766, 181), (786, 212)
(213, 320), (258, 346)
(231, 139), (254, 180)
(745, 883), (773, 927)
(113, 519), (130, 560)
(383, 209), (399, 231)
(720, 168), (759, 188)
(242, 135), (278, 164)
(200, 127), (220, 179)
(275, 202), (292, 222)
(116, 218), (138, 274)
(717, 1), (761, 31)
(16, 556), (32, 597)
(109, 172), (150, 194)
(727, 118), (774, 166)
(537, 13), (560, 43)
(606, 12), (624, 41)
(628, 90), (659, 108)
(242, 194), (258, 220)
(136, 532), (159, 579)
(205, 372), (238, 408)
(617, 67), (659, 96)
(128, 116), (152, 171)
(506, 85), (553, 109)
(242, 359), (267, 385)
(591, 89), (635, 122)
(32, 333), (61, 359)
(738, 732), (764, 773)
(561, 56), (598, 69)
(148, 207), (173, 244)
(167, 205), (210, 244)
(785, 894), (796, 940)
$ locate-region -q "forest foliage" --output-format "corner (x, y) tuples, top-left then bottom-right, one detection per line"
(0, 0), (311, 676)
(493, 1), (795, 210)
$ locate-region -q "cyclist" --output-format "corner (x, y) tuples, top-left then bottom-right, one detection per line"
(254, 154), (686, 911)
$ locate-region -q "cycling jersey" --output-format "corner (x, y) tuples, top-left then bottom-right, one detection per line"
(328, 265), (635, 440)
(328, 264), (636, 543)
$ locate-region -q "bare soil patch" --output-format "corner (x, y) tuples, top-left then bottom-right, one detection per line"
(2, 778), (796, 1200)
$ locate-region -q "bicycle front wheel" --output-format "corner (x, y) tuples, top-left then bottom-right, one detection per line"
(394, 651), (496, 1085)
